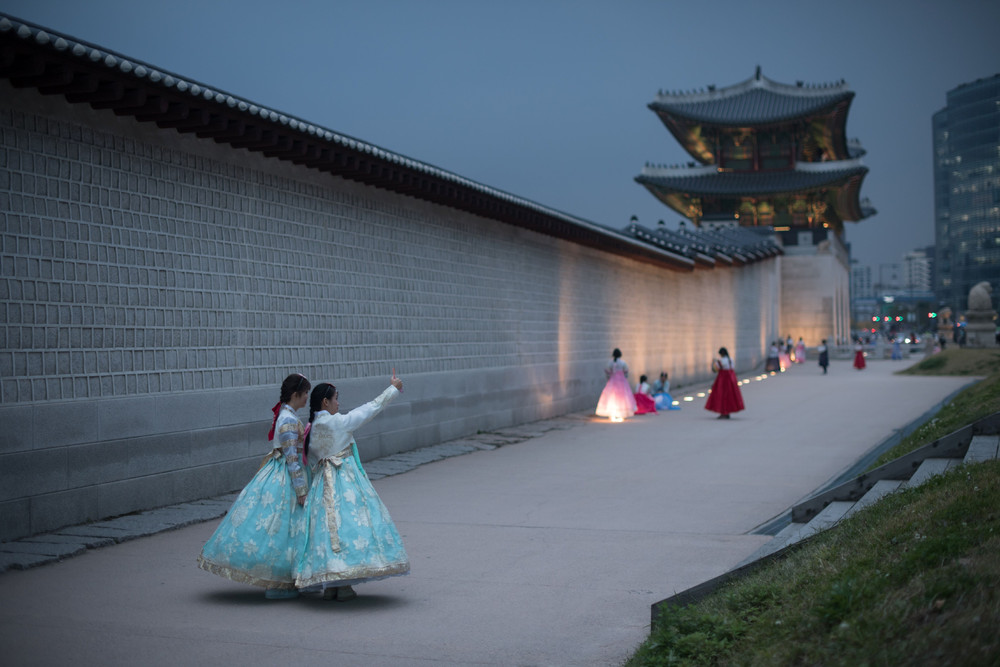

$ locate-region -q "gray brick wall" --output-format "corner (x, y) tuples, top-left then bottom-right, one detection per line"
(0, 83), (780, 540)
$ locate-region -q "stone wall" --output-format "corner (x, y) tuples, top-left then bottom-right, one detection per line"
(779, 235), (851, 348)
(0, 82), (779, 541)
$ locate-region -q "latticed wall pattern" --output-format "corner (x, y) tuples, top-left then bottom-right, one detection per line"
(1, 104), (642, 404)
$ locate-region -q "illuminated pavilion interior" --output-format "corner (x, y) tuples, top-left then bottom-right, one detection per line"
(635, 66), (875, 236)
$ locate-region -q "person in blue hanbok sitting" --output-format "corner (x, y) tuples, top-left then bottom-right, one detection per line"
(198, 373), (312, 600)
(651, 371), (681, 410)
(294, 373), (410, 601)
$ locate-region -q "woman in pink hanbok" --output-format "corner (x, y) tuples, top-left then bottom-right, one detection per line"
(794, 337), (807, 364)
(595, 348), (637, 421)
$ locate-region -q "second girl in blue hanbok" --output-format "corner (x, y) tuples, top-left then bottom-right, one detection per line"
(294, 374), (410, 600)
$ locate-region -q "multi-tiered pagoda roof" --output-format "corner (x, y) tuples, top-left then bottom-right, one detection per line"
(636, 67), (875, 231)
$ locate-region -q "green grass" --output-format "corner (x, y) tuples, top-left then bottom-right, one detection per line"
(626, 462), (1000, 666)
(626, 349), (1000, 666)
(868, 349), (1000, 470)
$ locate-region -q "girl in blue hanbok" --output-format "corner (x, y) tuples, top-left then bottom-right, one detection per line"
(294, 374), (409, 601)
(198, 373), (311, 600)
(652, 372), (680, 411)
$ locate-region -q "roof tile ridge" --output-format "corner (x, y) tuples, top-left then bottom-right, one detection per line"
(640, 163), (718, 177)
(653, 69), (852, 105)
(796, 157), (867, 173)
(0, 11), (635, 235)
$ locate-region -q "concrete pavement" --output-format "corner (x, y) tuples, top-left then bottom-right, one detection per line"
(0, 359), (975, 666)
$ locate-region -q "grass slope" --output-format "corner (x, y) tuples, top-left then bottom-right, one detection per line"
(627, 348), (1000, 666)
(627, 463), (1000, 666)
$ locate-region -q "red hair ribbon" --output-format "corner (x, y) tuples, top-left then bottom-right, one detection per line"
(267, 401), (282, 441)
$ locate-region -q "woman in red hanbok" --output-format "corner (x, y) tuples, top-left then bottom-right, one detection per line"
(705, 348), (744, 420)
(633, 374), (657, 415)
(853, 340), (867, 370)
(595, 348), (637, 421)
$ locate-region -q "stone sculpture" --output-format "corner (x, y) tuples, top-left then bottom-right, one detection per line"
(964, 282), (997, 348)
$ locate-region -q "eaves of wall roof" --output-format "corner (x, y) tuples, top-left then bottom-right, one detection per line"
(0, 14), (706, 273)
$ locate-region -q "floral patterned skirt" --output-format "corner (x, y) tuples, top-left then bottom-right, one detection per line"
(294, 446), (410, 591)
(197, 455), (305, 590)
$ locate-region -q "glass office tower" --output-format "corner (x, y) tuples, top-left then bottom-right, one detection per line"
(932, 73), (1000, 314)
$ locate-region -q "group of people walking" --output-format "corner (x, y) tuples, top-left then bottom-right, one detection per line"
(198, 372), (409, 601)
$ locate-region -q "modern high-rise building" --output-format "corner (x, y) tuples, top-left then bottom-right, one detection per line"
(851, 263), (874, 299)
(932, 73), (1000, 313)
(902, 249), (933, 294)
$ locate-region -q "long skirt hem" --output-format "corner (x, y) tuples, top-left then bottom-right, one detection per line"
(196, 555), (297, 590)
(297, 562), (410, 591)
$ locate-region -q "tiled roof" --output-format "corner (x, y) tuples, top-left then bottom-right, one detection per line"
(0, 14), (705, 273)
(624, 223), (782, 267)
(635, 160), (868, 197)
(650, 68), (853, 126)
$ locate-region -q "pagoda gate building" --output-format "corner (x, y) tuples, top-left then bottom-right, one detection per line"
(635, 67), (875, 347)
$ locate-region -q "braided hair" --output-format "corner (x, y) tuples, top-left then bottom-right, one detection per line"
(305, 382), (336, 458)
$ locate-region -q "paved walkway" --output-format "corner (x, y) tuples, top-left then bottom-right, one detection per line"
(0, 360), (975, 666)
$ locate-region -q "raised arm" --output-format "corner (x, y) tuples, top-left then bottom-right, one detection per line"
(337, 383), (400, 434)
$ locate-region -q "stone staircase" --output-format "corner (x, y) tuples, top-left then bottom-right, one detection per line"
(653, 411), (1000, 623)
(739, 412), (1000, 566)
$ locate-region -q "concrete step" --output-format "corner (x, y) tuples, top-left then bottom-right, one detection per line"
(736, 522), (804, 565)
(844, 479), (903, 518)
(760, 500), (855, 557)
(903, 458), (959, 489)
(736, 415), (1000, 574)
(964, 435), (1000, 463)
(801, 500), (854, 536)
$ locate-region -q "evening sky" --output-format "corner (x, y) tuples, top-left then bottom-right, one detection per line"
(3, 0), (999, 268)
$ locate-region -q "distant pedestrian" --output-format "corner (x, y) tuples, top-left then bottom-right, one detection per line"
(595, 348), (637, 421)
(705, 347), (744, 419)
(778, 344), (791, 371)
(891, 338), (902, 360)
(198, 373), (312, 600)
(818, 339), (829, 374)
(853, 340), (866, 370)
(294, 374), (410, 601)
(765, 341), (781, 373)
(794, 337), (806, 364)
